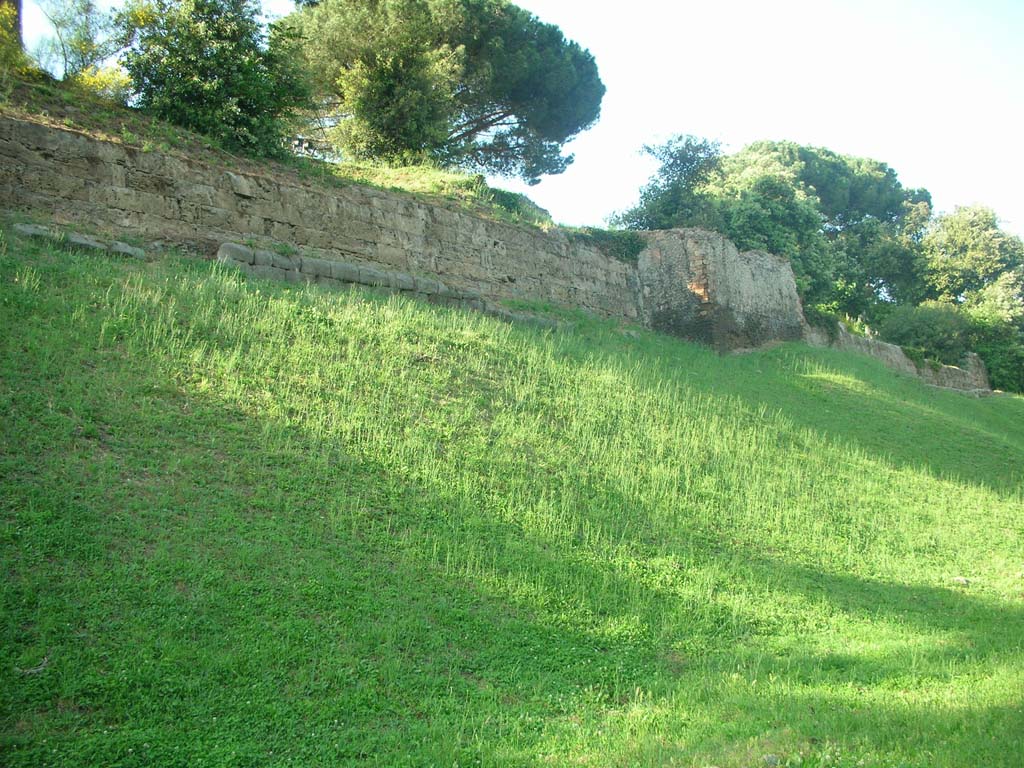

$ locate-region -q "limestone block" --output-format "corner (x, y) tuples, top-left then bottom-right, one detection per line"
(217, 242), (255, 265)
(357, 265), (388, 287)
(12, 223), (53, 239)
(330, 261), (361, 283)
(180, 183), (216, 207)
(246, 264), (285, 281)
(226, 171), (256, 198)
(109, 241), (147, 260)
(127, 169), (174, 195)
(253, 248), (274, 267)
(66, 232), (108, 252)
(413, 275), (442, 295)
(269, 251), (295, 271)
(374, 243), (408, 267)
(388, 271), (416, 292)
(314, 274), (341, 289)
(300, 256), (333, 277)
(291, 225), (332, 251)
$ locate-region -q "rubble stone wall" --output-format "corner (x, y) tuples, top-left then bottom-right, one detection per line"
(804, 324), (991, 393)
(0, 116), (991, 392)
(0, 117), (637, 320)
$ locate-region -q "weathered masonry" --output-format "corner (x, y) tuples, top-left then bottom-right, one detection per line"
(0, 116), (804, 350)
(0, 115), (990, 390)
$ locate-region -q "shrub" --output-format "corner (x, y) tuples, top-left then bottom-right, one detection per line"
(877, 301), (971, 366)
(802, 304), (840, 341)
(968, 317), (1024, 393)
(485, 188), (553, 227)
(118, 0), (311, 157)
(74, 64), (132, 104)
(567, 228), (647, 264)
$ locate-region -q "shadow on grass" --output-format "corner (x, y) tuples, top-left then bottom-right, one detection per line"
(576, 334), (1024, 498)
(5, 373), (1022, 766)
(3, 241), (1022, 767)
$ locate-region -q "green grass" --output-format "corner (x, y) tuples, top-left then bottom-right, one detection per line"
(1, 225), (1022, 767)
(285, 157), (554, 227)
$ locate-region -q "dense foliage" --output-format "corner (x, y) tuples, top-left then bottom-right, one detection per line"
(613, 138), (931, 311)
(922, 204), (1024, 301)
(610, 135), (722, 232)
(0, 0), (19, 49)
(0, 3), (27, 92)
(877, 301), (972, 366)
(615, 137), (1024, 390)
(291, 0), (605, 182)
(117, 0), (311, 156)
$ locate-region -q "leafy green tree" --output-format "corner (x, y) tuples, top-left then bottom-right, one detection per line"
(297, 0), (459, 163)
(609, 135), (721, 230)
(710, 143), (930, 310)
(720, 174), (836, 301)
(293, 0), (604, 182)
(877, 301), (973, 365)
(831, 200), (932, 313)
(922, 205), (1024, 302)
(118, 0), (311, 156)
(615, 137), (932, 311)
(1, 1), (27, 87)
(961, 268), (1024, 392)
(35, 0), (117, 79)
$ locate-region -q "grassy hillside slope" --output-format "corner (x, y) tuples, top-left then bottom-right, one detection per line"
(1, 225), (1022, 767)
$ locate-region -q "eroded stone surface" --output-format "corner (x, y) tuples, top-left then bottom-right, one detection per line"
(635, 228), (804, 350)
(0, 117), (635, 320)
(0, 116), (991, 392)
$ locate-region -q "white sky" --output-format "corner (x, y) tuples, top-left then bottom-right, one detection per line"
(22, 0), (1024, 235)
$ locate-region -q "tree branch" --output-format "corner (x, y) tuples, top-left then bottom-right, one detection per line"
(447, 110), (517, 144)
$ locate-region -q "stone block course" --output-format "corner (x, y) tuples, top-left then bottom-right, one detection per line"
(0, 115), (990, 392)
(804, 324), (990, 393)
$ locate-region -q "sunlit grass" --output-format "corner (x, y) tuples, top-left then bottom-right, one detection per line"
(1, 225), (1022, 767)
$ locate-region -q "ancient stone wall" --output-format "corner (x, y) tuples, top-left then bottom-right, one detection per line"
(0, 116), (807, 349)
(0, 115), (992, 392)
(0, 117), (637, 321)
(636, 229), (805, 349)
(805, 324), (991, 393)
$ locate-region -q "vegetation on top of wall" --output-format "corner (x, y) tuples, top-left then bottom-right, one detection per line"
(117, 0), (313, 158)
(801, 304), (841, 342)
(304, 160), (553, 226)
(566, 227), (647, 264)
(0, 75), (558, 229)
(899, 345), (943, 372)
